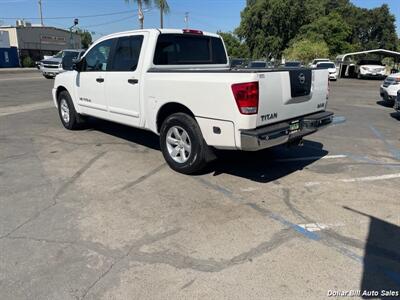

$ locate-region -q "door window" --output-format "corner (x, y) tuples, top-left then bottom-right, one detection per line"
(110, 35), (144, 71)
(83, 39), (113, 71)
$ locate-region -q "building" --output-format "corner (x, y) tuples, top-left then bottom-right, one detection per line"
(0, 30), (19, 67)
(0, 20), (81, 63)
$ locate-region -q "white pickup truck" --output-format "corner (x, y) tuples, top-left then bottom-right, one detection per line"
(52, 29), (333, 174)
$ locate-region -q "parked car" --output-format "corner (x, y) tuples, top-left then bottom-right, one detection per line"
(310, 58), (330, 68)
(52, 28), (333, 174)
(40, 49), (85, 79)
(247, 60), (272, 69)
(380, 73), (400, 105)
(395, 90), (400, 112)
(284, 61), (302, 68)
(230, 58), (247, 69)
(316, 61), (337, 81)
(355, 59), (386, 79)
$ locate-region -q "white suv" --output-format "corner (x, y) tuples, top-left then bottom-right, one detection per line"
(380, 73), (400, 105)
(356, 60), (386, 79)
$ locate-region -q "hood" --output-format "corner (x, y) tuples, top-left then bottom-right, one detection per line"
(41, 57), (62, 64)
(328, 67), (336, 73)
(360, 64), (384, 69)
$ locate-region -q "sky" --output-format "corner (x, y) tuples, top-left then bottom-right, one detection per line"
(0, 0), (399, 41)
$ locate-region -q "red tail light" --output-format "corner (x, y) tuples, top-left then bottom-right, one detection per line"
(231, 82), (259, 115)
(182, 29), (203, 35)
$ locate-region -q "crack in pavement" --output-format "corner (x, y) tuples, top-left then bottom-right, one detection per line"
(119, 163), (167, 192)
(0, 152), (107, 240)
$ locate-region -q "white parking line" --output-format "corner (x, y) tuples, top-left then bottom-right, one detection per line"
(305, 173), (400, 186)
(275, 154), (347, 162)
(0, 101), (53, 117)
(298, 222), (345, 232)
(0, 76), (43, 82)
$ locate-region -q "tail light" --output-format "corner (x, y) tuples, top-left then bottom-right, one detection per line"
(231, 82), (259, 114)
(182, 29), (203, 35)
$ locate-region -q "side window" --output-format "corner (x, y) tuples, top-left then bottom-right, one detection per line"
(83, 39), (113, 72)
(110, 35), (144, 71)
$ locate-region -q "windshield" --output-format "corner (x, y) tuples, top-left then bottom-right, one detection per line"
(317, 63), (335, 68)
(249, 62), (266, 68)
(53, 51), (63, 58)
(358, 60), (382, 66)
(285, 62), (301, 67)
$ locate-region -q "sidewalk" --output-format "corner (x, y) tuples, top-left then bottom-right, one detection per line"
(0, 68), (39, 74)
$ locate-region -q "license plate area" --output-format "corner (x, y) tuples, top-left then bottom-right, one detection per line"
(289, 120), (301, 134)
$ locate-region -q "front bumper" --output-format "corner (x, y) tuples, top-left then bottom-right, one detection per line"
(395, 94), (400, 111)
(380, 86), (397, 102)
(329, 73), (337, 80)
(240, 111), (334, 151)
(40, 66), (63, 76)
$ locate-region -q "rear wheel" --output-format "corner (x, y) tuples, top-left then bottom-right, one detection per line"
(57, 90), (85, 130)
(160, 113), (208, 174)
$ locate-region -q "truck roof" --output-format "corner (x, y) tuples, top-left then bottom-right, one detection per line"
(98, 28), (221, 41)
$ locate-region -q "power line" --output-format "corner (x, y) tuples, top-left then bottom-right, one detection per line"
(0, 9), (136, 20)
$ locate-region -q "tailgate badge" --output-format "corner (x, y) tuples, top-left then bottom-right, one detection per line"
(298, 73), (306, 84)
(261, 113), (278, 122)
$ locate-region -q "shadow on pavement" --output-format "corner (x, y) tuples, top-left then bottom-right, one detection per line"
(88, 118), (328, 182)
(376, 100), (394, 108)
(208, 140), (328, 182)
(344, 206), (400, 299)
(390, 112), (400, 121)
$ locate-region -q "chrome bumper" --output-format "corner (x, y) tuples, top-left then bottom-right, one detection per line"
(240, 111), (334, 151)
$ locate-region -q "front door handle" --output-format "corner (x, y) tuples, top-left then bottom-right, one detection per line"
(96, 78), (104, 83)
(128, 79), (139, 84)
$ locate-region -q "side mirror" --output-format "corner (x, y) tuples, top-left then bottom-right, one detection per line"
(72, 57), (84, 72)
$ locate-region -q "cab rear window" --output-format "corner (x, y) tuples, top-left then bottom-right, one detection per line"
(153, 34), (227, 65)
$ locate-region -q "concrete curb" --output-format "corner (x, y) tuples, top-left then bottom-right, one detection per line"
(0, 68), (39, 75)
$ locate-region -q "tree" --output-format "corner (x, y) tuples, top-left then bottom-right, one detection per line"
(283, 39), (329, 63)
(296, 12), (352, 55)
(154, 0), (170, 29)
(218, 31), (250, 58)
(125, 0), (151, 29)
(78, 30), (92, 49)
(236, 0), (326, 58)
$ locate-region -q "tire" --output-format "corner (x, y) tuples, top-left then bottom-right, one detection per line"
(57, 90), (85, 130)
(160, 113), (209, 174)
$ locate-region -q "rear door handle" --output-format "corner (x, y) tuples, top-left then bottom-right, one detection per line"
(128, 79), (139, 84)
(96, 78), (104, 83)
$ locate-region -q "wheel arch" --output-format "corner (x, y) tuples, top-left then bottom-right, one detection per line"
(156, 102), (195, 133)
(55, 85), (68, 103)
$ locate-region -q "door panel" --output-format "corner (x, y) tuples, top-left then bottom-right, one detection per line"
(105, 34), (145, 127)
(76, 38), (114, 118)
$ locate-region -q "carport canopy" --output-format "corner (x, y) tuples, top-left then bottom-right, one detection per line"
(335, 49), (400, 78)
(336, 49), (400, 63)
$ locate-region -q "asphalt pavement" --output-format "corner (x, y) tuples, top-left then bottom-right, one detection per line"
(1, 70), (399, 300)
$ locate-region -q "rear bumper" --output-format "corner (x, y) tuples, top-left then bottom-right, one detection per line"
(240, 111), (334, 151)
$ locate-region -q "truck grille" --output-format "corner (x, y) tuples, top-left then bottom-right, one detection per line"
(43, 65), (59, 69)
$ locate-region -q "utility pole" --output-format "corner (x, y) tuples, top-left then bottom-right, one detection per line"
(138, 0), (144, 29)
(184, 12), (189, 29)
(38, 0), (44, 26)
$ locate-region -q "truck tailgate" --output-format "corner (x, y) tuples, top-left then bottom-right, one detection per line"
(256, 68), (329, 127)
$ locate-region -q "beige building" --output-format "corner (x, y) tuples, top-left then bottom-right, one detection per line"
(0, 22), (81, 61)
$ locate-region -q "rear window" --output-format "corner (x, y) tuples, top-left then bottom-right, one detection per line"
(358, 60), (382, 66)
(317, 63), (335, 68)
(153, 34), (227, 65)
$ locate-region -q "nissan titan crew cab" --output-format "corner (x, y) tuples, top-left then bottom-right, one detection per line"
(52, 29), (334, 174)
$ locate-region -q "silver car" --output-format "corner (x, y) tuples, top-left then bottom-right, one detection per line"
(40, 49), (85, 79)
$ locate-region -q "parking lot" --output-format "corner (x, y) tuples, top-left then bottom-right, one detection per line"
(1, 71), (399, 299)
